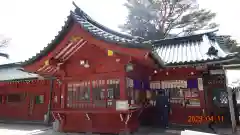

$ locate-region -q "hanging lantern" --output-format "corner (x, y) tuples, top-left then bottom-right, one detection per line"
(125, 63), (134, 72)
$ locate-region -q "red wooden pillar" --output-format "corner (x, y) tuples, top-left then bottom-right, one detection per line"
(2, 95), (5, 104)
(104, 79), (107, 105)
(199, 90), (206, 115)
(90, 79), (93, 102)
(60, 69), (67, 109)
(198, 77), (206, 116)
(61, 81), (67, 109)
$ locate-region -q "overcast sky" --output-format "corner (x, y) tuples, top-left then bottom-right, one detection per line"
(0, 0), (239, 64)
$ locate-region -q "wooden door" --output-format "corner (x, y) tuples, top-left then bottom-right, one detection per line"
(28, 92), (48, 121)
(28, 93), (35, 117)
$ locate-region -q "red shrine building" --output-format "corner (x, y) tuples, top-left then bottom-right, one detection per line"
(0, 2), (239, 134)
(0, 63), (60, 122)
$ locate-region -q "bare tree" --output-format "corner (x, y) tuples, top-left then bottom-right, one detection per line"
(0, 38), (10, 59)
(120, 0), (218, 40)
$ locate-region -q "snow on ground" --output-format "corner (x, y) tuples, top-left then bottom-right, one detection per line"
(0, 123), (238, 135)
(0, 123), (50, 135)
(0, 123), (184, 135)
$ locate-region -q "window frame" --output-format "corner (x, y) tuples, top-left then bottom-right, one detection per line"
(67, 81), (91, 108)
(35, 95), (45, 104)
(169, 88), (201, 107)
(6, 93), (25, 103)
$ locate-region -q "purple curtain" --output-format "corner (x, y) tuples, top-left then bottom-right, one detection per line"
(133, 80), (142, 90)
(187, 79), (198, 88)
(133, 80), (150, 90)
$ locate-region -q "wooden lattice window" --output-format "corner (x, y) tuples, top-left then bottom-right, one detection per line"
(212, 89), (228, 106)
(169, 88), (182, 98)
(67, 81), (90, 108)
(92, 80), (106, 107)
(183, 88), (200, 98)
(106, 79), (120, 99)
(106, 79), (120, 107)
(169, 88), (200, 106)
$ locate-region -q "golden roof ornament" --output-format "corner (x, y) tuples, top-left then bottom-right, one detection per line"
(70, 36), (81, 43)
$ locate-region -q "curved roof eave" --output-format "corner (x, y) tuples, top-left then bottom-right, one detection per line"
(21, 2), (152, 67)
(21, 14), (74, 66)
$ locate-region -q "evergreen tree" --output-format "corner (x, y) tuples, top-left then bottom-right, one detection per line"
(215, 35), (239, 53)
(120, 0), (218, 40)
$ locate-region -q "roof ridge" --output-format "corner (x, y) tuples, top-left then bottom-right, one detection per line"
(72, 2), (144, 41)
(151, 29), (219, 45)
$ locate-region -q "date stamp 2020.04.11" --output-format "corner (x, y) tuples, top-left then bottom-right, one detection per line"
(188, 115), (224, 124)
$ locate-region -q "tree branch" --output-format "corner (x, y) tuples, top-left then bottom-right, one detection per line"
(0, 37), (10, 59)
(164, 4), (191, 37)
(159, 0), (169, 32)
(174, 28), (186, 37)
(0, 53), (9, 59)
(121, 0), (217, 40)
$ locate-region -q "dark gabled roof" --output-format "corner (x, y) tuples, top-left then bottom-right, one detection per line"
(71, 2), (147, 48)
(151, 31), (239, 66)
(21, 2), (151, 66)
(20, 2), (237, 68)
(0, 62), (39, 82)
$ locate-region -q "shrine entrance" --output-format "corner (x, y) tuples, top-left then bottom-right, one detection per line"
(168, 87), (202, 125)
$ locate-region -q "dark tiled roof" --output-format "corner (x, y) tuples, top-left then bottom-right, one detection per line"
(21, 2), (151, 66)
(152, 33), (239, 66)
(71, 2), (147, 48)
(20, 2), (238, 68)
